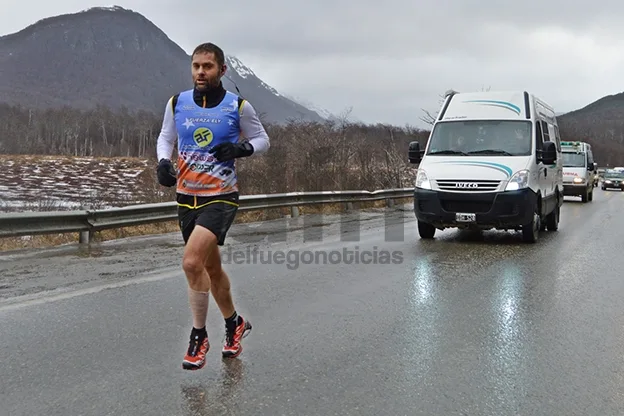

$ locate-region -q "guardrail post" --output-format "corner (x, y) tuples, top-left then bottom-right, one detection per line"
(386, 198), (395, 207)
(346, 202), (354, 210)
(290, 206), (299, 217)
(79, 230), (92, 244)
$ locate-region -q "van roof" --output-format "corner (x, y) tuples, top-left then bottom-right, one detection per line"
(437, 90), (553, 122)
(561, 141), (590, 151)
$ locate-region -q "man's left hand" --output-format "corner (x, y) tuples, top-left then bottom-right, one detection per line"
(210, 142), (254, 162)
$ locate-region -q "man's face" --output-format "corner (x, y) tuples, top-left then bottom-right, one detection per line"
(192, 52), (224, 91)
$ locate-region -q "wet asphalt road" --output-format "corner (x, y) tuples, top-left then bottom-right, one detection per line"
(2, 189), (624, 415)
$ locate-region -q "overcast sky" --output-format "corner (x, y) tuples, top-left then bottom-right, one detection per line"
(2, 0), (624, 127)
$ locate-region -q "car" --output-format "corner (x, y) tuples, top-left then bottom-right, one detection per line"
(601, 169), (624, 191)
(408, 90), (562, 243)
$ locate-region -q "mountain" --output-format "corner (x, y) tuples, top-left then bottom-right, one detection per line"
(557, 92), (624, 165)
(0, 6), (325, 124)
(282, 93), (335, 120)
(558, 92), (624, 123)
(281, 93), (367, 124)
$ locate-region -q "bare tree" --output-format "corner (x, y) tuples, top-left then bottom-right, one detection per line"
(419, 93), (445, 127)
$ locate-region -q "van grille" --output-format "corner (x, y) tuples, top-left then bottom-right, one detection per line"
(440, 200), (493, 213)
(435, 179), (501, 192)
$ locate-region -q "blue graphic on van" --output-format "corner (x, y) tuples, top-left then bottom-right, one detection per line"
(435, 160), (513, 178)
(462, 99), (521, 115)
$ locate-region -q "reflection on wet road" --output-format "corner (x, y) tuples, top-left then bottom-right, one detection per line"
(2, 191), (624, 415)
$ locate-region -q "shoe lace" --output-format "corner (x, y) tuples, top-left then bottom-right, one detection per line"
(188, 334), (203, 356)
(224, 323), (236, 346)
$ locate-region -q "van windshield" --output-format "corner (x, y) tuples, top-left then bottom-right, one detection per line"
(426, 120), (532, 156)
(561, 152), (586, 167)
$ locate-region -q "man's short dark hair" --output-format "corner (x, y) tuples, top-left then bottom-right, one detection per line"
(192, 42), (225, 67)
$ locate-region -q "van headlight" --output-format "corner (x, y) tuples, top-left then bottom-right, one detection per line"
(573, 177), (583, 184)
(415, 169), (431, 189)
(505, 170), (529, 191)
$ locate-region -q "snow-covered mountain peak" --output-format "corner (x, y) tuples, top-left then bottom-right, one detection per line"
(225, 55), (281, 97)
(226, 55), (254, 78)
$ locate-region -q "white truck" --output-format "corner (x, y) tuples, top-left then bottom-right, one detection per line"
(560, 141), (596, 202)
(408, 90), (563, 243)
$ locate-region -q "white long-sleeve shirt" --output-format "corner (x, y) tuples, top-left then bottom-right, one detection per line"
(156, 96), (270, 161)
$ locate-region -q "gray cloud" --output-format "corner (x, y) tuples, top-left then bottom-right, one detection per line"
(2, 0), (624, 127)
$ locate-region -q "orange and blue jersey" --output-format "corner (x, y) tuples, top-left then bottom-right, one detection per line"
(173, 89), (243, 197)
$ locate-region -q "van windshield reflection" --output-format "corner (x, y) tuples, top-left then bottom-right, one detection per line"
(561, 152), (585, 167)
(426, 120), (532, 156)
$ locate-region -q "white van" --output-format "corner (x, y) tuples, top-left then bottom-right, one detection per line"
(408, 90), (563, 243)
(561, 141), (596, 201)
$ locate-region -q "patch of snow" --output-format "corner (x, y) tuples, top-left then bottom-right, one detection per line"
(0, 155), (157, 213)
(226, 56), (255, 79)
(81, 5), (128, 13)
(226, 55), (281, 97)
(259, 81), (280, 97)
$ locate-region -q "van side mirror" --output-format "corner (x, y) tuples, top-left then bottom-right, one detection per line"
(588, 162), (597, 171)
(408, 141), (423, 164)
(541, 141), (557, 164)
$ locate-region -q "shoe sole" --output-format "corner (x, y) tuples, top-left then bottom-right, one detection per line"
(182, 340), (209, 370)
(222, 322), (252, 359)
(182, 360), (206, 370)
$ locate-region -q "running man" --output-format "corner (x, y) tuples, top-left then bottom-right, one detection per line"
(155, 42), (270, 370)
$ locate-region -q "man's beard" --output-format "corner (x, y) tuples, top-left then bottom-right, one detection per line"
(195, 76), (220, 91)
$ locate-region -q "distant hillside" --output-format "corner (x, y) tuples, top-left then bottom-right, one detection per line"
(0, 6), (326, 124)
(557, 92), (624, 165)
(559, 92), (624, 125)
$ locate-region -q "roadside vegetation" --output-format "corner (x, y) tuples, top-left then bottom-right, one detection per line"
(0, 105), (424, 251)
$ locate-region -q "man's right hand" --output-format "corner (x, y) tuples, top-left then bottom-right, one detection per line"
(156, 158), (177, 187)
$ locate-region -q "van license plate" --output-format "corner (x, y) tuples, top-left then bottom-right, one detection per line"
(456, 213), (476, 222)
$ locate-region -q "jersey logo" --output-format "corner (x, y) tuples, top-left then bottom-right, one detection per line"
(193, 127), (213, 147)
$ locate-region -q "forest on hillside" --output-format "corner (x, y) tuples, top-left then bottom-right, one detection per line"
(557, 118), (624, 167)
(0, 102), (429, 195)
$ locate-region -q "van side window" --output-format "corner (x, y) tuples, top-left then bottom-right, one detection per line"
(541, 121), (550, 143)
(553, 125), (562, 151)
(535, 120), (544, 149)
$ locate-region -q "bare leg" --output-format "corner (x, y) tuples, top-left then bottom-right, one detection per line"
(204, 239), (235, 319)
(204, 239), (252, 358)
(182, 225), (217, 328)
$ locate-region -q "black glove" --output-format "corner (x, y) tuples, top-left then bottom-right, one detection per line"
(210, 142), (254, 162)
(156, 158), (177, 187)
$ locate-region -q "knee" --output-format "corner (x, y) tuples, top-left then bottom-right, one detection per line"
(182, 254), (205, 278)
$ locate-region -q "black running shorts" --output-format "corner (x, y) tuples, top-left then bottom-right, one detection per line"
(177, 192), (239, 246)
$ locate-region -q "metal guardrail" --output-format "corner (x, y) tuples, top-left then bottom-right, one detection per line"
(0, 188), (415, 244)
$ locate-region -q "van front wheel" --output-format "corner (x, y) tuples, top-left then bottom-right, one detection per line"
(546, 203), (559, 231)
(522, 211), (540, 243)
(418, 221), (436, 239)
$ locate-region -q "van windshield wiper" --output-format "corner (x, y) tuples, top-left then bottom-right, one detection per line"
(467, 149), (514, 156)
(428, 150), (468, 155)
